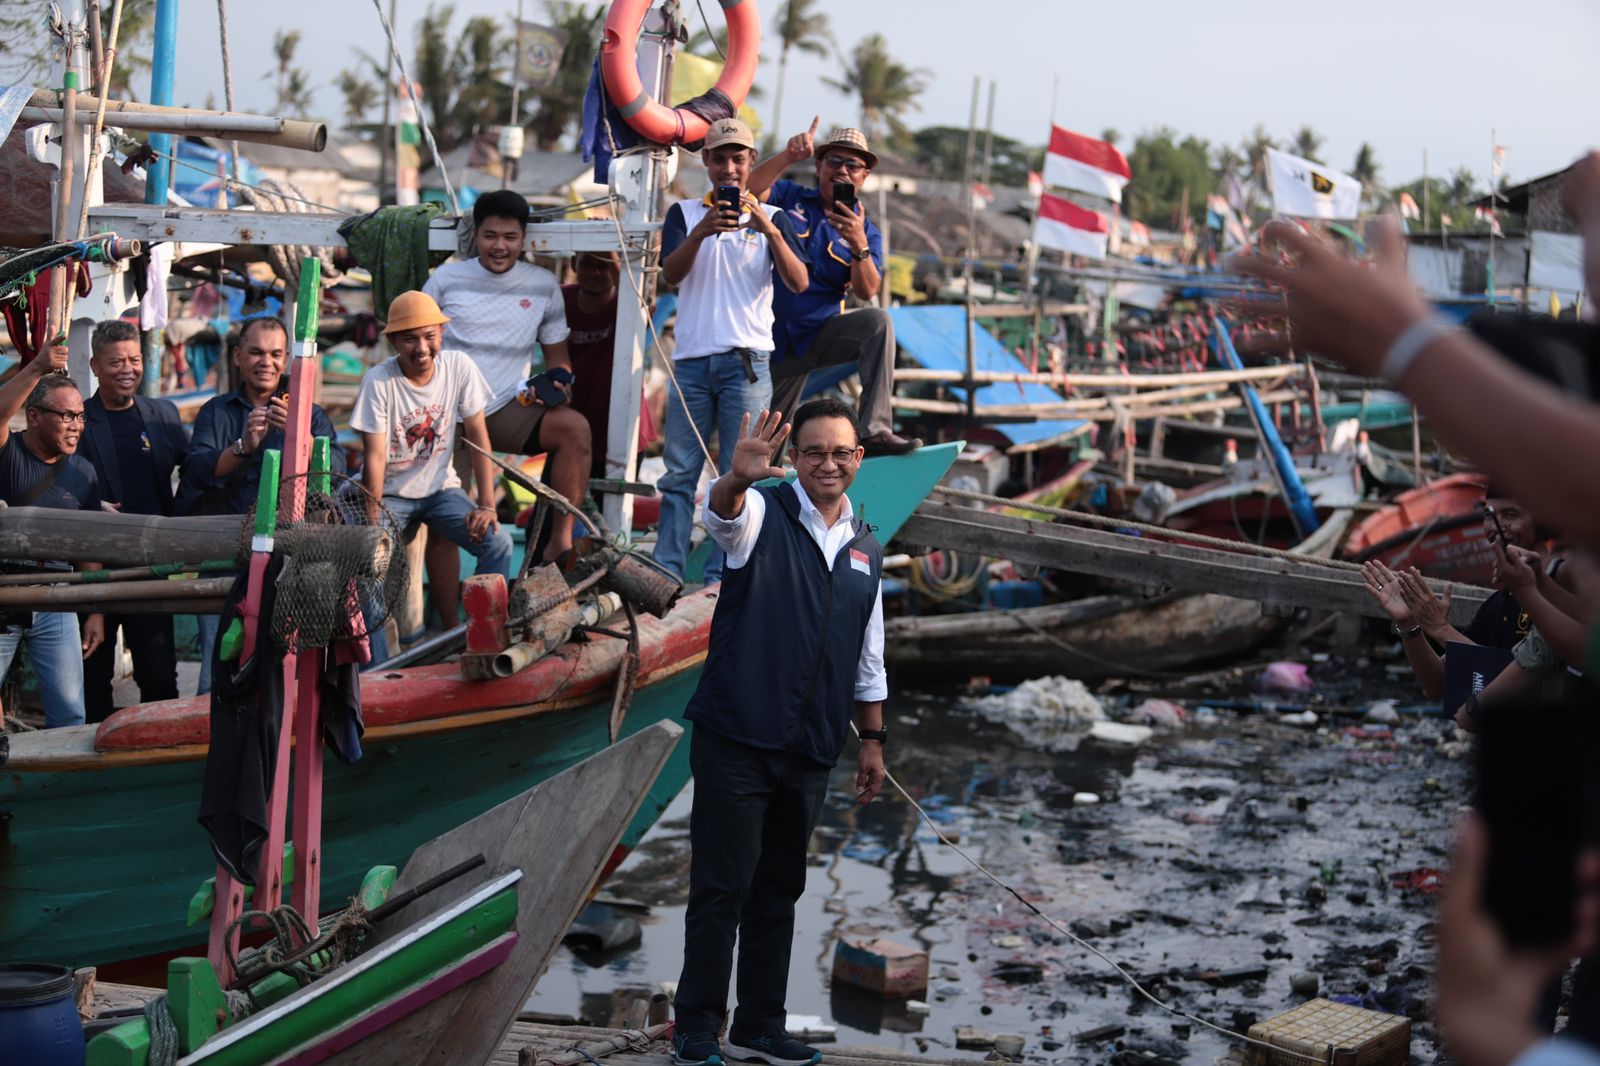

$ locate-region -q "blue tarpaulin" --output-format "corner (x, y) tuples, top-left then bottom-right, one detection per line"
(888, 305), (1090, 451)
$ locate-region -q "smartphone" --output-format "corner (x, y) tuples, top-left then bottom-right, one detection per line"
(715, 185), (742, 219)
(1473, 699), (1598, 949)
(832, 180), (857, 212)
(274, 373), (292, 403)
(1481, 501), (1509, 546)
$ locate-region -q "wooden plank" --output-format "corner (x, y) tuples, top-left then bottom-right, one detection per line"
(893, 502), (1489, 625)
(324, 720), (684, 1066)
(891, 364), (1304, 388)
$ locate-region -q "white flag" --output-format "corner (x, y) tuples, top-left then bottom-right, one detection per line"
(1267, 148), (1362, 220)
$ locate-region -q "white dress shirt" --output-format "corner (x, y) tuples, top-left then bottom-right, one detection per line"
(701, 478), (888, 702)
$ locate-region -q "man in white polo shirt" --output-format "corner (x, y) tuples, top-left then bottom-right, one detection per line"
(654, 117), (809, 585)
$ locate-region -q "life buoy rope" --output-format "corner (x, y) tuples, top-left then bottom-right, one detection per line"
(600, 0), (760, 146)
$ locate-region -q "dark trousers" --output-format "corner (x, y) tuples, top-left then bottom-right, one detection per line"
(770, 307), (896, 439)
(83, 613), (178, 723)
(674, 726), (830, 1037)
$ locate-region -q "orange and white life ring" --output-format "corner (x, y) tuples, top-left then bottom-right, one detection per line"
(600, 0), (760, 146)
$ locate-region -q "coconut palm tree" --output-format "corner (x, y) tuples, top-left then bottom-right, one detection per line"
(768, 0), (832, 148)
(1100, 128), (1121, 147)
(1240, 125), (1278, 212)
(528, 2), (606, 150)
(270, 30), (307, 116)
(1351, 141), (1381, 208)
(1290, 124), (1324, 164)
(822, 34), (927, 145)
(336, 70), (380, 131)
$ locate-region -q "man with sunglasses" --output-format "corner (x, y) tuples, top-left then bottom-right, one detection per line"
(0, 346), (106, 727)
(749, 122), (921, 457)
(672, 397), (886, 1066)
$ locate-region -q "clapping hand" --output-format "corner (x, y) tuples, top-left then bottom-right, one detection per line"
(729, 408), (790, 487)
(1397, 567), (1452, 632)
(1360, 559), (1412, 624)
(785, 116), (819, 164)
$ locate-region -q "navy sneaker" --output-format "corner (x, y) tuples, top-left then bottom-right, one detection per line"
(722, 1031), (822, 1066)
(673, 1031), (724, 1066)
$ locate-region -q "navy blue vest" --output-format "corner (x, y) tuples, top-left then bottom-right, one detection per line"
(685, 483), (883, 766)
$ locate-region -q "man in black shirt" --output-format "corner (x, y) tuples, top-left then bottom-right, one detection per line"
(1362, 490), (1537, 700)
(78, 319), (190, 720)
(0, 347), (106, 727)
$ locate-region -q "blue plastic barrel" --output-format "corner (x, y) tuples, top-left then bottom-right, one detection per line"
(0, 964), (85, 1065)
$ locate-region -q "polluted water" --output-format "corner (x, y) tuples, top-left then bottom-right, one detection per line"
(527, 650), (1467, 1064)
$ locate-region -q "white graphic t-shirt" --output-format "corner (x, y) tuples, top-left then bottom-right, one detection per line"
(350, 350), (494, 499)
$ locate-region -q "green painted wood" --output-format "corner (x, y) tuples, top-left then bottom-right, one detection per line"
(245, 972), (300, 1011)
(189, 885), (517, 1066)
(253, 449), (281, 538)
(293, 259), (322, 345)
(187, 845), (297, 926)
(169, 956), (229, 1053)
(0, 669), (703, 967)
(85, 1018), (149, 1066)
(309, 437), (331, 496)
(684, 440), (962, 582)
(356, 865), (398, 909)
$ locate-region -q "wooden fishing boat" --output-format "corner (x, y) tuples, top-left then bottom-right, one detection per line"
(885, 509), (1350, 682)
(1341, 472), (1493, 585)
(0, 443), (959, 972)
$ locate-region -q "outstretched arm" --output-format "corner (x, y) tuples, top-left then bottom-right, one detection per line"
(0, 345), (65, 450)
(708, 408), (790, 520)
(749, 116), (818, 200)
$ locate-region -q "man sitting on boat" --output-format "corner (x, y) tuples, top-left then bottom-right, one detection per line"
(352, 290), (513, 663)
(1362, 488), (1541, 701)
(424, 189), (589, 570)
(672, 398), (886, 1066)
(747, 121), (921, 457)
(177, 316), (340, 694)
(653, 117), (809, 586)
(561, 250), (659, 479)
(0, 347), (105, 727)
(78, 318), (189, 721)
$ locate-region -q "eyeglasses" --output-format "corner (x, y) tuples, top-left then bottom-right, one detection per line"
(798, 447), (859, 466)
(32, 405), (85, 425)
(822, 155), (868, 174)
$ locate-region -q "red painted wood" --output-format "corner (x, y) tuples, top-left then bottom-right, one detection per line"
(95, 589), (718, 753)
(463, 574), (510, 655)
(290, 653), (324, 926)
(256, 656), (301, 915)
(207, 871), (247, 988)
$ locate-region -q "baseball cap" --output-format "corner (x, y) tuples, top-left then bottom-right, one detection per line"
(703, 118), (756, 152)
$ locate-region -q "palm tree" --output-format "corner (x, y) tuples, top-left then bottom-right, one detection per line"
(1240, 125), (1277, 211)
(449, 15), (511, 137)
(270, 30), (306, 116)
(0, 0), (153, 95)
(1100, 128), (1121, 147)
(1447, 166), (1479, 206)
(822, 34), (927, 145)
(528, 2), (606, 151)
(1351, 142), (1381, 208)
(768, 0), (831, 148)
(685, 24), (728, 58)
(283, 68), (315, 119)
(336, 69), (379, 131)
(1290, 124), (1323, 163)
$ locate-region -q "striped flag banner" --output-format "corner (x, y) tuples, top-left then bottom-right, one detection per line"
(1034, 192), (1109, 259)
(1043, 126), (1131, 204)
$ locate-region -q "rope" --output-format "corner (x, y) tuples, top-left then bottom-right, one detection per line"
(370, 0), (461, 215)
(144, 994), (179, 1066)
(930, 483), (1366, 573)
(234, 176), (343, 290)
(144, 145), (344, 213)
(859, 725), (1331, 1064)
(215, 0), (241, 184)
(226, 901), (374, 989)
(692, 0), (727, 59)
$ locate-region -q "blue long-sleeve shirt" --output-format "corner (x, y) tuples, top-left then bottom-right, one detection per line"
(175, 389), (340, 515)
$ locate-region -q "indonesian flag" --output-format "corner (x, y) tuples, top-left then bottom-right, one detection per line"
(1043, 126), (1131, 204)
(1027, 170), (1044, 200)
(1034, 192), (1109, 259)
(1398, 191), (1420, 220)
(1475, 204), (1504, 237)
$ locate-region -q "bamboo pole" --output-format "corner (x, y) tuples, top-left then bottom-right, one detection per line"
(0, 576), (236, 609)
(891, 363), (1304, 388)
(25, 89), (327, 150)
(893, 388), (1300, 421)
(46, 30), (83, 344)
(0, 560), (234, 587)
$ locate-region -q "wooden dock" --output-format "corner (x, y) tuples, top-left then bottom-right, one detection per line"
(499, 1022), (986, 1066)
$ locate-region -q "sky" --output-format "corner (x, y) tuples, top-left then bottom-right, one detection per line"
(167, 0), (1598, 191)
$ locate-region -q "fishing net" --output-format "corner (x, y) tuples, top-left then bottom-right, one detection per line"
(265, 474), (409, 655)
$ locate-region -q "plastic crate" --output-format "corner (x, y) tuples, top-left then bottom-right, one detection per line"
(1243, 998), (1409, 1066)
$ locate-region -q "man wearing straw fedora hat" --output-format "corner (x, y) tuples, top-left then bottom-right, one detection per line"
(749, 121), (921, 457)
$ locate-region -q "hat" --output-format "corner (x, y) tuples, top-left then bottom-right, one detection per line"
(703, 117), (756, 152)
(814, 127), (878, 170)
(383, 290), (450, 335)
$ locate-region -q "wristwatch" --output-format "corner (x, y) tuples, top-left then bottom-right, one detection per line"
(851, 245), (871, 262)
(858, 727), (888, 745)
(1392, 622), (1423, 640)
(231, 437), (247, 458)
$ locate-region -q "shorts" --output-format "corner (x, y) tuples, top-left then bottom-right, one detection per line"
(451, 401), (548, 490)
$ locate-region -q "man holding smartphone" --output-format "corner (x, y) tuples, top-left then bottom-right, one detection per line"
(654, 117), (809, 585)
(748, 122), (921, 457)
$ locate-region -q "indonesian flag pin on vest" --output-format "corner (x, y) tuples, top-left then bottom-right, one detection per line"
(850, 548), (871, 575)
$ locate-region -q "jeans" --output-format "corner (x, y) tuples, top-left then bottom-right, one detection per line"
(84, 614), (178, 722)
(673, 726), (830, 1038)
(653, 350), (773, 585)
(0, 612), (86, 728)
(196, 612), (220, 696)
(384, 487), (515, 582)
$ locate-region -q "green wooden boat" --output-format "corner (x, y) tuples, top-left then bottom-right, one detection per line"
(0, 443), (959, 971)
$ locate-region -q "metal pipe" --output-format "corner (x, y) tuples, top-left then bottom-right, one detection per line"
(27, 91), (327, 152)
(144, 0), (180, 205)
(492, 641), (544, 679)
(369, 623), (468, 671)
(0, 576), (236, 608)
(24, 106), (287, 134)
